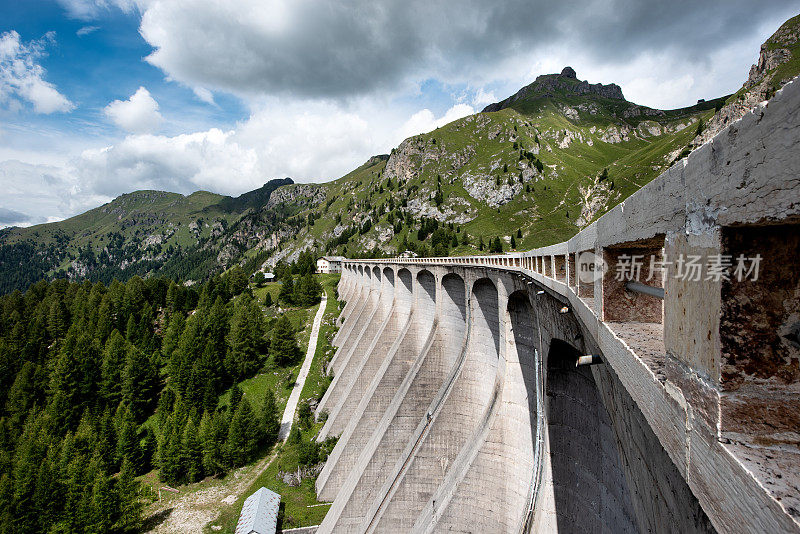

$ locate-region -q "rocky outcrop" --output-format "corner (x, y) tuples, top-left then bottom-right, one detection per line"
(266, 183), (327, 209)
(482, 67), (625, 112)
(695, 15), (799, 147)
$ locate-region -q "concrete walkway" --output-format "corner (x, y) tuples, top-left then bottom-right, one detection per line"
(279, 292), (327, 440)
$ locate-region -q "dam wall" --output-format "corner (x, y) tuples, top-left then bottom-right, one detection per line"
(315, 78), (800, 532)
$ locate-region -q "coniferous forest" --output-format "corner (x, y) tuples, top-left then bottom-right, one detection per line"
(0, 265), (317, 533)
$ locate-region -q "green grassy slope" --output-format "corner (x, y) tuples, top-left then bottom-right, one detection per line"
(270, 77), (722, 259)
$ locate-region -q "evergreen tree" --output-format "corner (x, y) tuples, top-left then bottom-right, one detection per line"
(279, 275), (294, 305)
(183, 419), (204, 483)
(225, 298), (264, 381)
(116, 458), (142, 533)
(226, 266), (249, 296)
(271, 316), (301, 366)
(200, 410), (228, 476)
(510, 234), (517, 249)
(230, 382), (243, 414)
(293, 273), (322, 307)
(262, 389), (280, 447)
(159, 416), (184, 485)
(90, 470), (118, 533)
(121, 346), (158, 423)
(227, 398), (258, 467)
(263, 292), (273, 307)
(100, 330), (126, 406)
(116, 407), (143, 473)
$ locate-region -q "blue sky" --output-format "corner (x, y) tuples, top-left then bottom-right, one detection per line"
(1, 0), (797, 227)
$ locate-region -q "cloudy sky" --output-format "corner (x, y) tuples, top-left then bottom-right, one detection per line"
(1, 0), (797, 227)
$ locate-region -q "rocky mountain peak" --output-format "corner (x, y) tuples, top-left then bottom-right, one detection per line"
(561, 66), (577, 79)
(482, 68), (625, 113)
(364, 154), (390, 167)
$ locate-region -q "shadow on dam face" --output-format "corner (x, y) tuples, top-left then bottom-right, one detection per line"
(546, 338), (639, 534)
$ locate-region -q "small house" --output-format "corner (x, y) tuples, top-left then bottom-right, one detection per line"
(235, 487), (281, 534)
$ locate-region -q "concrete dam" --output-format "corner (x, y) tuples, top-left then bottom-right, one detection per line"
(313, 78), (800, 533)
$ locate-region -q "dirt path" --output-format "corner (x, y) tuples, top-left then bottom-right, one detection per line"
(143, 295), (328, 533)
(143, 451), (279, 533)
(279, 293), (327, 440)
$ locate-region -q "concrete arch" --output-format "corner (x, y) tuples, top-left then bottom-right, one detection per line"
(441, 272), (466, 322)
(471, 277), (500, 354)
(416, 270), (435, 311)
(420, 288), (539, 533)
(320, 265), (400, 439)
(319, 271), (468, 533)
(364, 276), (500, 532)
(397, 268), (413, 308)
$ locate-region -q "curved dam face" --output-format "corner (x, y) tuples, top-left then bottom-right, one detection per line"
(316, 83), (800, 533)
(317, 264), (715, 534)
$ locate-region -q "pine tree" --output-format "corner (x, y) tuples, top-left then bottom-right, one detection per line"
(122, 346), (159, 423)
(230, 382), (243, 413)
(227, 398), (257, 467)
(116, 458), (142, 532)
(159, 416), (184, 485)
(183, 418), (204, 483)
(200, 410), (228, 476)
(293, 273), (322, 307)
(279, 276), (294, 305)
(90, 470), (118, 533)
(271, 316), (301, 366)
(263, 292), (273, 307)
(226, 266), (248, 296)
(117, 407), (143, 473)
(100, 330), (126, 406)
(510, 234), (517, 249)
(262, 389), (280, 447)
(225, 298), (264, 381)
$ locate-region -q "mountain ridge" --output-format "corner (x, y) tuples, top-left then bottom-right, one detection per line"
(1, 13), (798, 293)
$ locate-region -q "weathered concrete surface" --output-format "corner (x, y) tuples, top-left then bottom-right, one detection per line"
(318, 271), (466, 532)
(316, 77), (800, 533)
(315, 269), (436, 501)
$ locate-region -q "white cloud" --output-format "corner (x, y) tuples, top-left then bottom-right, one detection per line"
(398, 104), (474, 141)
(0, 159), (104, 227)
(76, 25), (99, 37)
(0, 31), (75, 114)
(78, 99), (381, 196)
(104, 86), (163, 133)
(471, 88), (497, 109)
(192, 87), (215, 105)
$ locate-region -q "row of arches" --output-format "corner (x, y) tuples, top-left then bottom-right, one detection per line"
(330, 264), (712, 533)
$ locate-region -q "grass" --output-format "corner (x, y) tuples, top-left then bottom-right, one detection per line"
(204, 273), (341, 532)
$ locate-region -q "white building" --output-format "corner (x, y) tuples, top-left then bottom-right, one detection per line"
(235, 487), (280, 534)
(316, 256), (344, 274)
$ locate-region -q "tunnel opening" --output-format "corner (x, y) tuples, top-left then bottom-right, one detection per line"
(545, 338), (639, 534)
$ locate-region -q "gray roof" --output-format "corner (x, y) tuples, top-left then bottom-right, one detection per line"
(235, 487), (280, 534)
(319, 256), (345, 262)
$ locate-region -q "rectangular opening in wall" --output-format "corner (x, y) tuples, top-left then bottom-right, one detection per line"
(568, 253), (576, 289)
(577, 249), (595, 299)
(543, 256), (550, 277)
(602, 236), (665, 324)
(719, 223), (800, 446)
(554, 255), (566, 283)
